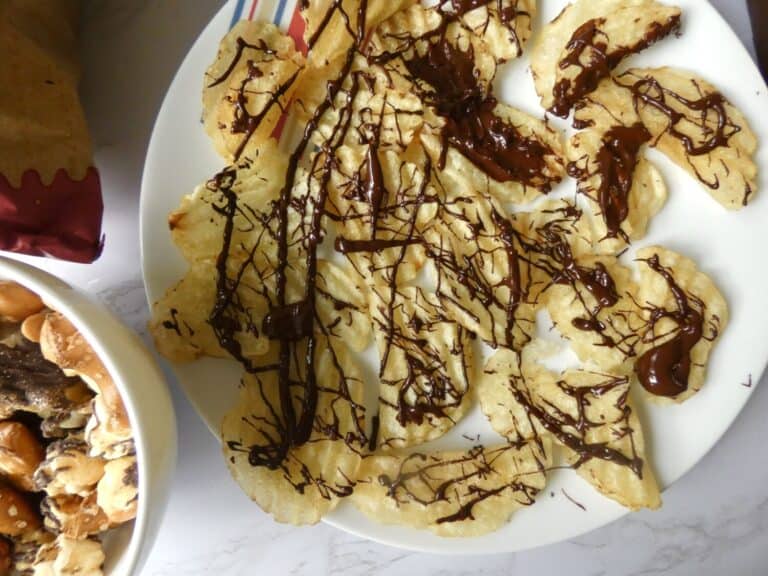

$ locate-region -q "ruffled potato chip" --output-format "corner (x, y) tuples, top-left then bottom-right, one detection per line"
(632, 246), (728, 403)
(541, 253), (644, 371)
(301, 0), (416, 65)
(150, 259), (271, 363)
(370, 287), (473, 449)
(222, 338), (367, 525)
(329, 144), (436, 288)
(352, 440), (550, 536)
(202, 21), (304, 161)
(479, 349), (660, 509)
(572, 76), (639, 130)
(455, 0), (537, 62)
(367, 3), (498, 104)
(420, 99), (566, 203)
(169, 140), (287, 264)
(567, 124), (668, 254)
(421, 184), (536, 351)
(151, 254), (369, 363)
(531, 0), (681, 117)
(614, 68), (758, 209)
(318, 56), (424, 152)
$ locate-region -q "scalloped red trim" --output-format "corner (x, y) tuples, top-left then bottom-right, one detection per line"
(0, 167), (104, 263)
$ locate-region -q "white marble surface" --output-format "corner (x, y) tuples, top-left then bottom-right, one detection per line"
(15, 1), (766, 574)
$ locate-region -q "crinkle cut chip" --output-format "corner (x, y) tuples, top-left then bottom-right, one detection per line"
(168, 140), (287, 264)
(203, 21), (305, 161)
(531, 0), (681, 117)
(222, 338), (367, 525)
(153, 159), (304, 365)
(293, 53), (424, 154)
(479, 349), (661, 510)
(614, 68), (758, 209)
(632, 246), (728, 403)
(366, 3), (499, 105)
(567, 124), (668, 255)
(511, 198), (593, 304)
(421, 183), (536, 351)
(150, 256), (370, 365)
(301, 0), (416, 65)
(351, 440), (551, 536)
(370, 286), (473, 449)
(539, 250), (646, 371)
(150, 259), (271, 363)
(455, 0), (537, 63)
(419, 99), (566, 204)
(513, 199), (649, 371)
(329, 145), (436, 287)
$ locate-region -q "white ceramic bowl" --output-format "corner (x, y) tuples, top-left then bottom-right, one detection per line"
(0, 256), (176, 575)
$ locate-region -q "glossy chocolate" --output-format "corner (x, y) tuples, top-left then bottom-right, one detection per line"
(634, 255), (705, 398)
(550, 15), (681, 118)
(568, 123), (651, 239)
(628, 76), (736, 157)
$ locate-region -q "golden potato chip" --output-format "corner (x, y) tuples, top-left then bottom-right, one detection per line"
(614, 68), (758, 208)
(541, 253), (644, 371)
(420, 99), (566, 203)
(301, 0), (415, 65)
(456, 0), (537, 62)
(203, 21), (304, 161)
(367, 3), (498, 103)
(296, 54), (425, 156)
(513, 198), (593, 254)
(314, 260), (373, 352)
(572, 76), (639, 130)
(169, 140), (287, 264)
(352, 440), (550, 536)
(531, 0), (681, 117)
(222, 338), (367, 525)
(567, 124), (668, 254)
(421, 184), (536, 351)
(479, 349), (660, 509)
(151, 254), (371, 363)
(150, 259), (271, 363)
(632, 246), (728, 403)
(369, 286), (473, 449)
(327, 145), (435, 306)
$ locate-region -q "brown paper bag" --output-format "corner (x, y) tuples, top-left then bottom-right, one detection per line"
(0, 0), (103, 263)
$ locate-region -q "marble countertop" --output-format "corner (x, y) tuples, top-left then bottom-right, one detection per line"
(14, 1), (766, 574)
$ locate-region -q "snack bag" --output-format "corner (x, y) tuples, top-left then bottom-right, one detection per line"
(0, 0), (103, 263)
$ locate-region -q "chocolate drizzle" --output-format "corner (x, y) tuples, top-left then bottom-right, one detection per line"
(403, 34), (559, 191)
(551, 18), (609, 118)
(378, 445), (544, 524)
(507, 366), (643, 476)
(568, 123), (651, 240)
(634, 255), (707, 398)
(627, 76), (739, 158)
(208, 0), (376, 477)
(517, 207), (638, 352)
(550, 15), (681, 118)
(202, 0), (657, 499)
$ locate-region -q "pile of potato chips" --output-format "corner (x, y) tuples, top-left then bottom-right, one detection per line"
(151, 0), (756, 535)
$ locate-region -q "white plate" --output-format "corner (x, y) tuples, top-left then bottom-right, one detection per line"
(141, 0), (768, 554)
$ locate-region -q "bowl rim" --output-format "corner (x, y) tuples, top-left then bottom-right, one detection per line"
(0, 255), (177, 575)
